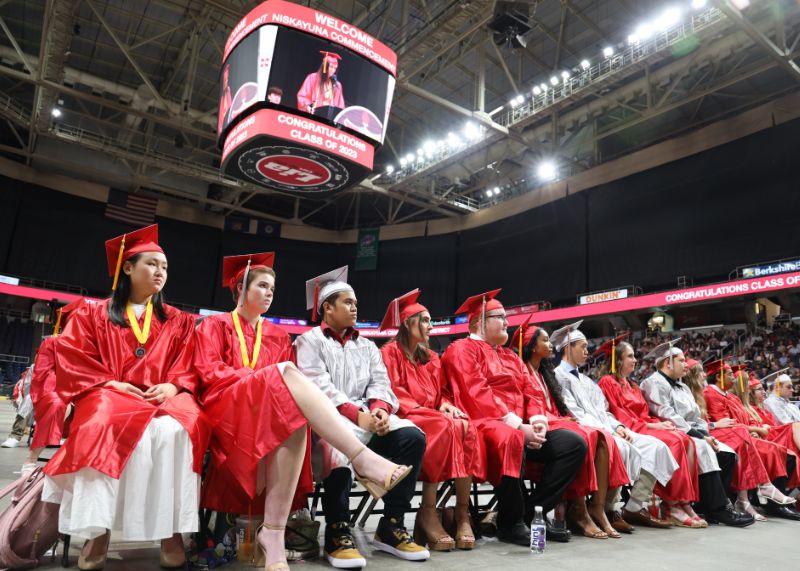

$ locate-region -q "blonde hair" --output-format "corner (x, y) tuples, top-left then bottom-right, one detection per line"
(597, 341), (632, 381)
(683, 364), (708, 418)
(729, 375), (763, 424)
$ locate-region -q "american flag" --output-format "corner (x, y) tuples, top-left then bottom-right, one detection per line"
(105, 189), (158, 226)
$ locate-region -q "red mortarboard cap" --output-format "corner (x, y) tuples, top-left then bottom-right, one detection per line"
(104, 224), (163, 289)
(455, 289), (503, 322)
(222, 252), (276, 291)
(704, 357), (732, 379)
(591, 332), (630, 359)
(320, 51), (342, 61)
(748, 375), (763, 390)
(53, 297), (88, 336)
(685, 357), (700, 370)
(509, 313), (539, 358)
(379, 289), (427, 331)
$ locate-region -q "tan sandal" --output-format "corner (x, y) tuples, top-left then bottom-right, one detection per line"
(413, 506), (455, 551)
(348, 446), (413, 500)
(253, 523), (290, 570)
(454, 503), (475, 550)
(160, 533), (187, 568)
(77, 532), (110, 570)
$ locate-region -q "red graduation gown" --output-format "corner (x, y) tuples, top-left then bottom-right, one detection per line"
(528, 369), (630, 499)
(43, 300), (210, 479)
(599, 375), (698, 502)
(380, 341), (485, 483)
(703, 386), (785, 487)
(741, 405), (800, 488)
(194, 313), (311, 514)
(29, 336), (67, 449)
(441, 338), (543, 486)
(297, 73), (345, 111)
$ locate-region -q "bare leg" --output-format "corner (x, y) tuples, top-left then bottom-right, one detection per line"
(682, 443), (701, 519)
(281, 365), (405, 484)
(259, 427), (307, 569)
(792, 423), (800, 451)
(588, 438), (618, 536)
(454, 477), (475, 549)
(415, 482), (454, 550)
(567, 499), (606, 538)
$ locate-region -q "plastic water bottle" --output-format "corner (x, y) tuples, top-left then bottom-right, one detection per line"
(530, 506), (546, 554)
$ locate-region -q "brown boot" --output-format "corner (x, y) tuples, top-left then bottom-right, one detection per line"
(413, 506), (455, 551)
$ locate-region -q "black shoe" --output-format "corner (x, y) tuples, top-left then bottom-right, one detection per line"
(545, 519), (571, 543)
(496, 521), (531, 546)
(765, 503), (800, 521)
(708, 503), (755, 527)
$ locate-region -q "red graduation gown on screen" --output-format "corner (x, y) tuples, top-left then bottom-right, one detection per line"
(380, 340), (485, 483)
(442, 337), (542, 485)
(194, 313), (311, 514)
(599, 375), (698, 501)
(703, 386), (785, 487)
(29, 336), (67, 449)
(43, 300), (210, 479)
(297, 73), (345, 112)
(528, 368), (629, 499)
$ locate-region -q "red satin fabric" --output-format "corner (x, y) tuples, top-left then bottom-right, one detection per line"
(741, 405), (800, 487)
(599, 375), (698, 502)
(194, 313), (311, 514)
(380, 340), (486, 483)
(29, 336), (67, 449)
(703, 386), (785, 487)
(528, 369), (629, 499)
(43, 300), (210, 479)
(441, 339), (542, 485)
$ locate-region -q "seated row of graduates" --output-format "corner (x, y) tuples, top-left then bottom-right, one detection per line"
(28, 224), (800, 571)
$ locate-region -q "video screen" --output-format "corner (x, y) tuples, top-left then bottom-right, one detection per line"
(267, 27), (394, 145)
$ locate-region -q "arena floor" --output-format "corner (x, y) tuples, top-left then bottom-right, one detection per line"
(0, 400), (787, 571)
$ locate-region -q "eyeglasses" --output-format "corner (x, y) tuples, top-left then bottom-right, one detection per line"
(485, 314), (508, 323)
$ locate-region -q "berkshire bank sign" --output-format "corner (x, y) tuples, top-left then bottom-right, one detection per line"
(742, 260), (800, 278)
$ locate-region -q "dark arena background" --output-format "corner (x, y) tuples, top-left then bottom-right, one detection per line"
(1, 1), (800, 570)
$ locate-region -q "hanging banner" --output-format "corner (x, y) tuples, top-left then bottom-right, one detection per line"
(355, 227), (379, 271)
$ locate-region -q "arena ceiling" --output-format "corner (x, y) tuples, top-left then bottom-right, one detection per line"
(0, 0), (798, 230)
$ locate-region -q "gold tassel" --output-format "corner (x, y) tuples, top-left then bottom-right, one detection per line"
(518, 323), (523, 358)
(111, 235), (126, 291)
(53, 308), (63, 337)
(611, 336), (616, 375)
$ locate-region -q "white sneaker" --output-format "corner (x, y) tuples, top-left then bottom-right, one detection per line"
(1, 438), (20, 448)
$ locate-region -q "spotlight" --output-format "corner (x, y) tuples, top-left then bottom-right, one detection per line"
(399, 158), (407, 167)
(580, 59), (590, 70)
(386, 165), (394, 174)
(509, 97), (520, 107)
(550, 76), (559, 86)
(493, 187), (501, 196)
(561, 70), (570, 80)
(602, 46), (614, 57)
(537, 161), (557, 181)
(539, 83), (548, 91)
(417, 148), (424, 155)
(447, 132), (462, 146)
(691, 0), (707, 8)
(515, 95), (524, 105)
(463, 122), (482, 141)
(654, 7), (681, 31)
(627, 33), (640, 44)
(731, 0), (750, 9)
(405, 153), (414, 163)
(635, 23), (653, 40)
(423, 140), (436, 153)
(532, 86), (542, 95)
(485, 189), (493, 198)
(51, 108), (62, 118)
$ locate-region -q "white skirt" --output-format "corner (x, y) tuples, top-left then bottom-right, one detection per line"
(43, 415), (199, 542)
(629, 432), (680, 486)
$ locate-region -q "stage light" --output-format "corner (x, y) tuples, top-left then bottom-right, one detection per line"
(654, 7), (681, 31)
(603, 46), (614, 57)
(580, 59), (590, 70)
(493, 187), (501, 196)
(691, 0), (707, 8)
(628, 33), (640, 44)
(537, 161), (557, 181)
(463, 122), (482, 141)
(423, 140), (436, 153)
(447, 132), (462, 146)
(550, 75), (559, 85)
(532, 86), (541, 95)
(731, 0), (750, 9)
(405, 153), (414, 163)
(51, 108), (62, 118)
(485, 189), (493, 198)
(539, 83), (548, 91)
(635, 23), (653, 40)
(509, 97), (520, 107)
(399, 158), (407, 167)
(515, 94), (524, 105)
(561, 70), (570, 80)
(386, 165), (394, 174)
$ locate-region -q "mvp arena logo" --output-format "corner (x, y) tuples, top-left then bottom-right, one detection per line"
(238, 146), (349, 193)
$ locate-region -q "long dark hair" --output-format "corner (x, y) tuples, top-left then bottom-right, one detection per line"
(108, 253), (169, 327)
(395, 313), (431, 365)
(523, 328), (570, 416)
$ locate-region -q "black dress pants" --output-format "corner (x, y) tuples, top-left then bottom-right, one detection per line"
(495, 428), (587, 527)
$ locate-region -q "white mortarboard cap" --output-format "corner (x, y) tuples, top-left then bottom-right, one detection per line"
(644, 338), (682, 365)
(305, 266), (350, 321)
(550, 320), (586, 351)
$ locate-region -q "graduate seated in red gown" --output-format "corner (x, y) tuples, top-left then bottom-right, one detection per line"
(22, 298), (86, 472)
(41, 224), (211, 570)
(513, 320), (633, 539)
(194, 253), (417, 571)
(726, 368), (800, 521)
(598, 338), (705, 528)
(702, 359), (797, 520)
(379, 289), (485, 551)
(441, 290), (587, 547)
